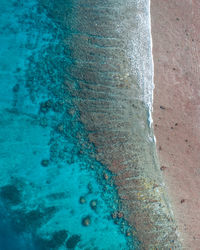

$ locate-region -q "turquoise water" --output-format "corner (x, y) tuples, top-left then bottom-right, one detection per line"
(0, 0), (139, 249)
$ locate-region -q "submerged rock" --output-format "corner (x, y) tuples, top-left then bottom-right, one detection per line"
(41, 159), (49, 167)
(79, 196), (86, 204)
(39, 100), (52, 113)
(90, 200), (97, 210)
(81, 216), (91, 227)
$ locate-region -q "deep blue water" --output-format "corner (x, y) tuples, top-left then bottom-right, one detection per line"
(0, 0), (139, 249)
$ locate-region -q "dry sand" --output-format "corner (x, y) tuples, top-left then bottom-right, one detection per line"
(151, 0), (200, 248)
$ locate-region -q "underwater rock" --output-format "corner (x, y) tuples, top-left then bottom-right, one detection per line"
(81, 216), (91, 227)
(39, 100), (52, 113)
(103, 172), (109, 180)
(66, 235), (81, 249)
(90, 200), (97, 210)
(41, 159), (49, 167)
(79, 196), (86, 204)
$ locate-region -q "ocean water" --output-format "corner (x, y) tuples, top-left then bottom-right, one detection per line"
(0, 0), (140, 249)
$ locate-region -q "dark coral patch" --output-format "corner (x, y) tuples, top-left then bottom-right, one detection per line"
(12, 209), (44, 232)
(39, 100), (52, 113)
(35, 237), (55, 250)
(12, 207), (57, 233)
(36, 230), (68, 250)
(12, 84), (20, 92)
(66, 235), (81, 249)
(0, 184), (21, 205)
(52, 230), (68, 245)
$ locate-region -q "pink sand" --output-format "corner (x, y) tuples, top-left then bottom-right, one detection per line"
(151, 0), (200, 248)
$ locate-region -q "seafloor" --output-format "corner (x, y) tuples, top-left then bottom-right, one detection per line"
(0, 1), (137, 249)
(0, 0), (183, 249)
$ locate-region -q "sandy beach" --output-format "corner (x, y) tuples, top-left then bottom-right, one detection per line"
(151, 0), (200, 248)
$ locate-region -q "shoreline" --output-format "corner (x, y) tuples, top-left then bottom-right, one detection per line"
(69, 0), (182, 248)
(151, 0), (200, 248)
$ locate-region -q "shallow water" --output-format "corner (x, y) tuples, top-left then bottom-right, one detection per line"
(0, 0), (139, 249)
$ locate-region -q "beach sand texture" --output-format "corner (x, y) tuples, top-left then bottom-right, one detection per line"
(151, 0), (200, 249)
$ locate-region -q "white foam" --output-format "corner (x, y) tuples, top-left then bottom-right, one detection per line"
(127, 0), (154, 128)
(148, 0), (155, 129)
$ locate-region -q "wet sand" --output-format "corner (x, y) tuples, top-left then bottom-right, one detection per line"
(151, 0), (200, 248)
